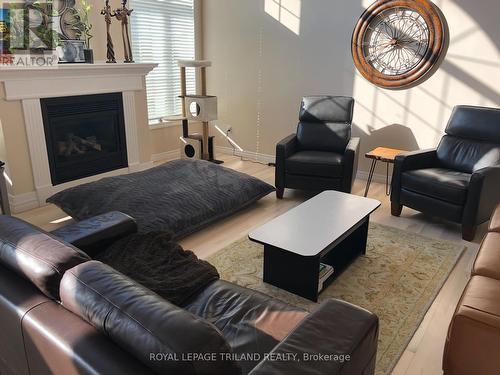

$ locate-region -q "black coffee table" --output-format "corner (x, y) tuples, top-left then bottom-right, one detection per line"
(249, 191), (380, 302)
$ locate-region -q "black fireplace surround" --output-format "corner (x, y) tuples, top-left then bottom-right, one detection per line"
(41, 93), (128, 185)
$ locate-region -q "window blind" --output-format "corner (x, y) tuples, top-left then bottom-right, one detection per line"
(131, 0), (196, 122)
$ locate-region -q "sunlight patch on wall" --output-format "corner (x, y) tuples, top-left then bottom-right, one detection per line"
(265, 0), (301, 35)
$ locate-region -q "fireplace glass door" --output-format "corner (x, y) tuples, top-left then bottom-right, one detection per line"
(41, 93), (128, 185)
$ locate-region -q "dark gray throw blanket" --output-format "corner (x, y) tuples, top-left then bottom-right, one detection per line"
(96, 232), (219, 306)
(47, 159), (275, 239)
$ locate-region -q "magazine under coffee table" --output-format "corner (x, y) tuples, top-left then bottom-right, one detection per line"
(249, 191), (381, 302)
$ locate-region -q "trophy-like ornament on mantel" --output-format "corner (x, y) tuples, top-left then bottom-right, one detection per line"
(115, 0), (134, 63)
(100, 0), (116, 63)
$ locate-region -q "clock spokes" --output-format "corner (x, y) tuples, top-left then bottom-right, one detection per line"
(352, 0), (447, 88)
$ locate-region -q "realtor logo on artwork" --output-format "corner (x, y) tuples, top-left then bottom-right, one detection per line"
(0, 0), (58, 67)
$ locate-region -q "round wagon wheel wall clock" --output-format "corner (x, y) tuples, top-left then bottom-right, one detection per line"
(352, 0), (449, 89)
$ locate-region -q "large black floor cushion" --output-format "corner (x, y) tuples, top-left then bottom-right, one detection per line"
(47, 160), (275, 238)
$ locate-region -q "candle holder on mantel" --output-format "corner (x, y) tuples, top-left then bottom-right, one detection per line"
(100, 0), (116, 63)
(115, 0), (134, 63)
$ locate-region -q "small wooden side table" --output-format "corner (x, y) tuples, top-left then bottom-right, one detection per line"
(364, 147), (406, 197)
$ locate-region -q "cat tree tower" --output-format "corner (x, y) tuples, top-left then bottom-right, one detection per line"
(178, 60), (221, 163)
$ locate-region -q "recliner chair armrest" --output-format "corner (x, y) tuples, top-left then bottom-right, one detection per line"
(343, 137), (360, 193)
(275, 134), (298, 190)
(248, 299), (378, 375)
(276, 134), (298, 161)
(391, 149), (437, 203)
(463, 164), (500, 227)
(51, 211), (138, 256)
(394, 148), (438, 172)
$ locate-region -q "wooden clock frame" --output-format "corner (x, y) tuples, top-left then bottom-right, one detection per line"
(352, 0), (448, 89)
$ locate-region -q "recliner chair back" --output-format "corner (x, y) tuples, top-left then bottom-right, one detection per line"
(296, 96), (354, 154)
(437, 106), (500, 174)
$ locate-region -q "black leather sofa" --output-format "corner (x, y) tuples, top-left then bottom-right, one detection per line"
(0, 212), (379, 375)
(391, 105), (500, 241)
(275, 96), (360, 198)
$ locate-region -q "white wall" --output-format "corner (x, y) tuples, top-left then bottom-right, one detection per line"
(203, 0), (500, 173)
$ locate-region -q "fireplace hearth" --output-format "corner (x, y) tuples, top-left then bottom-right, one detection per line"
(41, 93), (128, 185)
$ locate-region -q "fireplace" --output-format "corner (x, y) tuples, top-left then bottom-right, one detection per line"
(41, 93), (128, 185)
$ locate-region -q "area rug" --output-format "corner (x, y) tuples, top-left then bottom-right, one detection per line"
(207, 223), (466, 375)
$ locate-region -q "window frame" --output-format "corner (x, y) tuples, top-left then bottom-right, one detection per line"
(130, 0), (202, 129)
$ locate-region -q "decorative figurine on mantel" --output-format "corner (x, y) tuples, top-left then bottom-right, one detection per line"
(115, 0), (134, 63)
(100, 0), (116, 63)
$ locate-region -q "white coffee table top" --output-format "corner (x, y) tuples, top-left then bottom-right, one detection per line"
(249, 191), (380, 257)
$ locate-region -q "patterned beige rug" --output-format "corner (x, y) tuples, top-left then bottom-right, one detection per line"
(207, 222), (466, 375)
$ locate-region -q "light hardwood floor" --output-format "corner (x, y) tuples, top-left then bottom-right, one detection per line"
(15, 154), (485, 375)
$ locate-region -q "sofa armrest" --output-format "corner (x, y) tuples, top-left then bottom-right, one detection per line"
(463, 164), (500, 227)
(51, 211), (137, 256)
(275, 134), (298, 190)
(248, 299), (379, 375)
(489, 203), (500, 232)
(343, 137), (360, 193)
(391, 149), (437, 204)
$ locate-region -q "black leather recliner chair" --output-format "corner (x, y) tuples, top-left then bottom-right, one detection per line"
(391, 105), (500, 241)
(275, 96), (360, 198)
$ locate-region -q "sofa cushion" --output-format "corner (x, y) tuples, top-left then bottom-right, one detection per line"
(0, 265), (51, 375)
(489, 204), (500, 233)
(401, 168), (471, 205)
(0, 215), (90, 300)
(60, 261), (240, 375)
(444, 276), (500, 375)
(184, 280), (307, 375)
(472, 233), (500, 280)
(286, 150), (343, 178)
(22, 301), (155, 375)
(456, 276), (500, 324)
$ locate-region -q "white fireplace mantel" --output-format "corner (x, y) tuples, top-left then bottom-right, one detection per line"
(0, 62), (157, 210)
(0, 62), (158, 100)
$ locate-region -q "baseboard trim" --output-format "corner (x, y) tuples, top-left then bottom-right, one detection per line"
(128, 161), (154, 173)
(356, 170), (391, 185)
(151, 150), (180, 162)
(217, 146), (390, 183)
(216, 146), (275, 164)
(8, 191), (39, 214)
